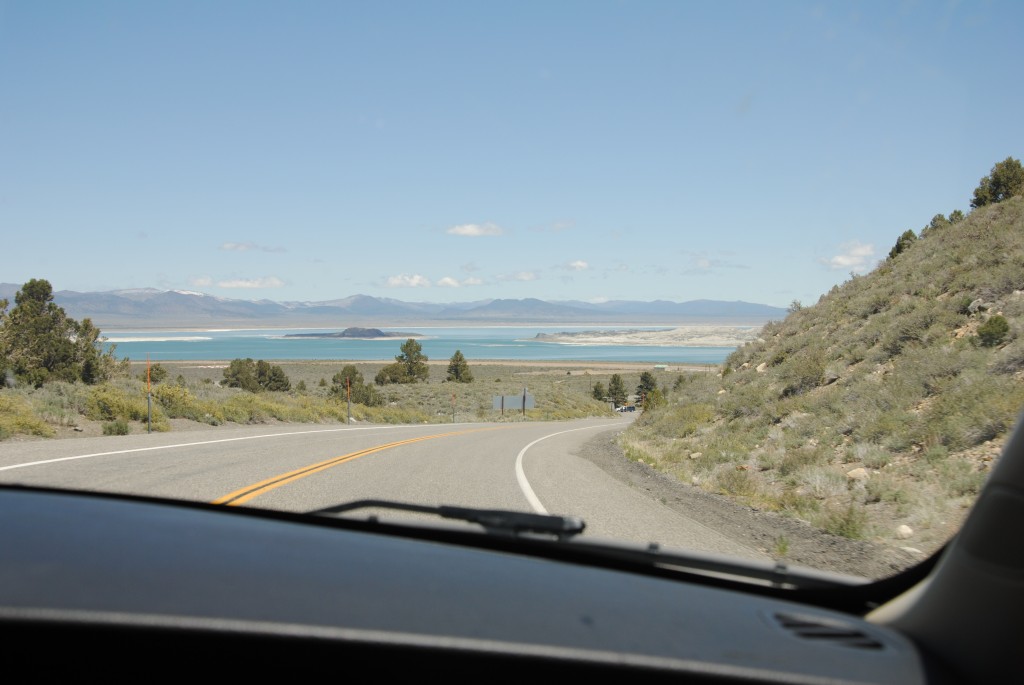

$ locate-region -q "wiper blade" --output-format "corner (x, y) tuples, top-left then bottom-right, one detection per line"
(309, 499), (586, 540)
(575, 541), (869, 591)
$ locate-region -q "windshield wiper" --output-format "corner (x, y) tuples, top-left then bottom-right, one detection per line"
(309, 499), (586, 540)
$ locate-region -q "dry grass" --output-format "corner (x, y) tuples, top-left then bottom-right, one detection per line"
(4, 360), (706, 441)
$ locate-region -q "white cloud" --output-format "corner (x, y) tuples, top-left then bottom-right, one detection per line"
(385, 274), (431, 287)
(566, 260), (589, 271)
(217, 276), (285, 289)
(531, 219), (576, 233)
(447, 222), (503, 237)
(189, 276), (213, 287)
(438, 276), (484, 287)
(509, 271), (537, 282)
(680, 253), (748, 274)
(822, 241), (875, 273)
(220, 242), (286, 253)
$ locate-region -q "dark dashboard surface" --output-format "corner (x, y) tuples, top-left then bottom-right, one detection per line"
(0, 487), (929, 683)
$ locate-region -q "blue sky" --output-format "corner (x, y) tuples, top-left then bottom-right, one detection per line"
(2, 1), (1021, 309)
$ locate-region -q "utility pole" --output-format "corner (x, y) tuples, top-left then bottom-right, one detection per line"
(146, 354), (152, 434)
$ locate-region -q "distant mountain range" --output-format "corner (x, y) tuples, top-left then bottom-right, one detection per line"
(0, 284), (788, 329)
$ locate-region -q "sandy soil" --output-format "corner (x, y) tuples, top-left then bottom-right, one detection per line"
(533, 325), (763, 347)
(577, 430), (923, 579)
(157, 359), (715, 372)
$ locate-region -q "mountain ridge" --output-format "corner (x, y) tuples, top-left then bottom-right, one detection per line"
(0, 284), (787, 328)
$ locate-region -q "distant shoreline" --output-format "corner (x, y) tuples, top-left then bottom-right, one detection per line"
(281, 327), (425, 341)
(100, 320), (768, 333)
(533, 325), (762, 348)
(129, 359), (721, 372)
(105, 324), (747, 366)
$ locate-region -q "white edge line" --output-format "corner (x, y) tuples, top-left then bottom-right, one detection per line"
(0, 424), (477, 473)
(515, 422), (623, 515)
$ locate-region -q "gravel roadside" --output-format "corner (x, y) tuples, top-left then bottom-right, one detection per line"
(575, 426), (926, 580)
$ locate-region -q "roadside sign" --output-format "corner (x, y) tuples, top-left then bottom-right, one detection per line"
(492, 390), (535, 413)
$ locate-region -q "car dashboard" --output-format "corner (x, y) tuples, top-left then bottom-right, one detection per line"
(0, 486), (942, 683)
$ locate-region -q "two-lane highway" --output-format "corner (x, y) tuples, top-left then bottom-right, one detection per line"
(0, 419), (765, 560)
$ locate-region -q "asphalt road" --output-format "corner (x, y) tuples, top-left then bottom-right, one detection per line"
(0, 418), (765, 560)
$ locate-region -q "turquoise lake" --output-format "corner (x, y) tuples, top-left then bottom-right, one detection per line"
(102, 326), (735, 365)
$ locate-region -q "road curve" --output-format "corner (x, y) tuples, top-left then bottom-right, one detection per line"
(0, 419), (765, 561)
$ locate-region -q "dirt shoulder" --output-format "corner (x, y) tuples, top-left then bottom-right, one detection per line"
(575, 428), (925, 580)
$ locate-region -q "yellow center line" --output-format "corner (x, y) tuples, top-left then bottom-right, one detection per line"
(212, 426), (508, 506)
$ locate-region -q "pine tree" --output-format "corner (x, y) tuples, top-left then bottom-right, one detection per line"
(446, 350), (473, 382)
(607, 374), (628, 407)
(0, 278), (118, 387)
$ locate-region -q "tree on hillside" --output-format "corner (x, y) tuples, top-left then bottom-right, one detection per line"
(223, 358), (290, 392)
(635, 371), (658, 404)
(971, 156), (1024, 208)
(607, 374), (628, 407)
(397, 338), (429, 380)
(641, 387), (666, 410)
(256, 359), (291, 391)
(0, 278), (120, 387)
(222, 358), (260, 391)
(591, 381), (606, 401)
(446, 350), (473, 382)
(140, 363), (169, 385)
(375, 338), (429, 384)
(888, 229), (917, 259)
(332, 364), (364, 393)
(332, 365), (381, 405)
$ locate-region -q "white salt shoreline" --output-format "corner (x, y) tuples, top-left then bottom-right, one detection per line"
(532, 325), (762, 348)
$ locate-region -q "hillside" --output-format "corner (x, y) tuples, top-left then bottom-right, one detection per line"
(621, 196), (1024, 561)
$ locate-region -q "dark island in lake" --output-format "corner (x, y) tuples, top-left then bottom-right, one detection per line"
(283, 327), (424, 339)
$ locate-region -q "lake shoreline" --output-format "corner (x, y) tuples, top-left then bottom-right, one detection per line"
(133, 359), (721, 372)
(106, 325), (745, 365)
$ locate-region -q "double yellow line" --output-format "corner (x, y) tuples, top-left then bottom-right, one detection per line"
(212, 426), (504, 506)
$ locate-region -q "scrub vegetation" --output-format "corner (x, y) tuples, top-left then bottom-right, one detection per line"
(1, 356), (634, 436)
(621, 168), (1024, 554)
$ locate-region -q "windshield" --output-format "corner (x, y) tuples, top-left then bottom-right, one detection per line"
(1, 1), (1022, 584)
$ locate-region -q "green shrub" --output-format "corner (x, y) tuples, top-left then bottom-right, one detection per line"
(639, 403), (714, 438)
(102, 419), (130, 435)
(977, 315), (1010, 347)
(154, 383), (197, 414)
(26, 381), (90, 426)
(714, 466), (758, 497)
(86, 384), (150, 421)
(864, 475), (910, 505)
(820, 502), (867, 539)
(777, 448), (824, 477)
(0, 394), (56, 438)
(777, 346), (825, 397)
(939, 459), (988, 497)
